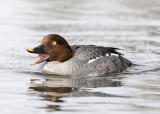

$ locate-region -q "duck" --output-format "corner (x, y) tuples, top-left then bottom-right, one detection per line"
(27, 34), (132, 76)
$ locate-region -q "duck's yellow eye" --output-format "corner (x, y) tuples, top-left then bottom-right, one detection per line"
(52, 41), (56, 45)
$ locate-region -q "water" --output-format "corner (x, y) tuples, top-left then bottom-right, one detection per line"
(0, 0), (160, 114)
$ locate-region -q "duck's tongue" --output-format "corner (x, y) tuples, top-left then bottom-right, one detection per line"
(31, 54), (49, 65)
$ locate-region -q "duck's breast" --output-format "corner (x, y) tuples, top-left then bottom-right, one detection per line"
(42, 58), (83, 75)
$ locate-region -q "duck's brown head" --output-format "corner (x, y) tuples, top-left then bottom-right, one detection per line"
(27, 34), (73, 65)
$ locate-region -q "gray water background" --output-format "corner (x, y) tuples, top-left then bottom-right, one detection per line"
(0, 0), (160, 114)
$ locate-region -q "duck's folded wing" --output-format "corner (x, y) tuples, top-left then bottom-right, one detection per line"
(71, 45), (123, 63)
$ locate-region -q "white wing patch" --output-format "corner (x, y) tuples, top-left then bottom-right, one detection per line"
(88, 57), (100, 64)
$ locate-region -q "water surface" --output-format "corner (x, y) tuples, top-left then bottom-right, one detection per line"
(0, 0), (160, 114)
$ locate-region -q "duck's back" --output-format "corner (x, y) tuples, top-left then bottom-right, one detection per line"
(71, 45), (132, 76)
(43, 45), (132, 76)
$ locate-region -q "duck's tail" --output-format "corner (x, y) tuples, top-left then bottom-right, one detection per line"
(118, 55), (132, 70)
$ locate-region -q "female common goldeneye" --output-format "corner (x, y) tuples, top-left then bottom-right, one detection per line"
(27, 34), (132, 76)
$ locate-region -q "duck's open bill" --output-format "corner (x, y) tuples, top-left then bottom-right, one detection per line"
(27, 45), (49, 65)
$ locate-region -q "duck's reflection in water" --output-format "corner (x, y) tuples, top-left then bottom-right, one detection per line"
(28, 75), (123, 111)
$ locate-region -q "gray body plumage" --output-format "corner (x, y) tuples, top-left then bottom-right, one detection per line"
(43, 45), (132, 76)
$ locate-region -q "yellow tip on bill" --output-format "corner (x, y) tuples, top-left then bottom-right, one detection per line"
(31, 63), (36, 66)
(28, 89), (34, 92)
(27, 48), (34, 52)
